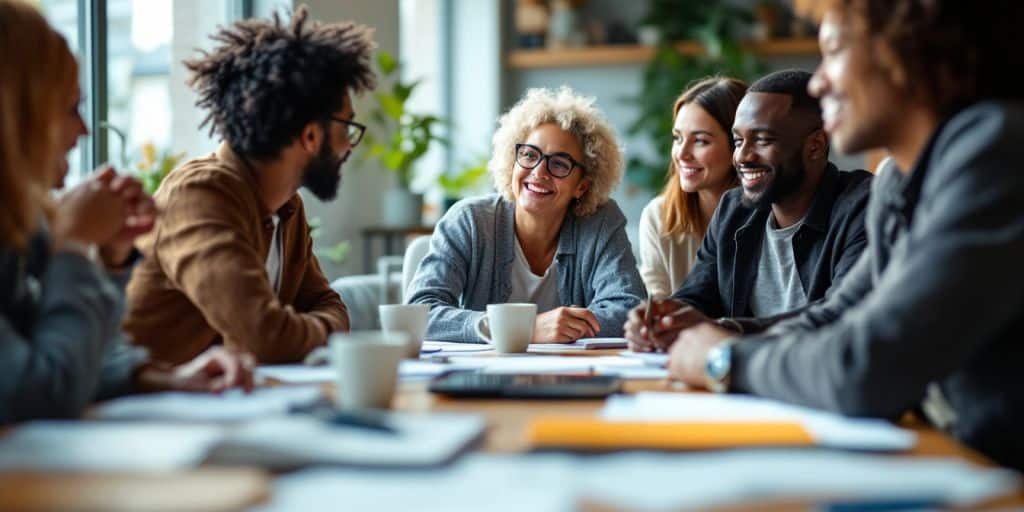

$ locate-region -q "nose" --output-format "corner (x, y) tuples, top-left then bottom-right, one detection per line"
(808, 63), (828, 99)
(734, 140), (758, 167)
(674, 139), (694, 164)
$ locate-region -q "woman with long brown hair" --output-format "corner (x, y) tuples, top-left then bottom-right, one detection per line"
(637, 77), (747, 298)
(1, 0), (252, 423)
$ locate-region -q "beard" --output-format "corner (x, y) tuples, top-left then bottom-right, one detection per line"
(301, 140), (346, 201)
(740, 160), (806, 209)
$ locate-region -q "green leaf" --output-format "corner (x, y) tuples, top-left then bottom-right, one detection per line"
(377, 51), (397, 75)
(377, 93), (404, 120)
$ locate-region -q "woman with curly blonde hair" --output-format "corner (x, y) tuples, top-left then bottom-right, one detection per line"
(409, 87), (644, 342)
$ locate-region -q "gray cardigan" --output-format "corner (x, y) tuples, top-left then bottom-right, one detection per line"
(408, 194), (646, 342)
(729, 101), (1024, 470)
(1, 229), (145, 423)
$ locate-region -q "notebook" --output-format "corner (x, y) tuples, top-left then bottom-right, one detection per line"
(529, 337), (628, 352)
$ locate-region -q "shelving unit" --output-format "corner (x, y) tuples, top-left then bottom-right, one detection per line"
(507, 38), (820, 69)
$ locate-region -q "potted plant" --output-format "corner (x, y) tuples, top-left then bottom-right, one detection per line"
(364, 51), (448, 227)
(437, 156), (489, 215)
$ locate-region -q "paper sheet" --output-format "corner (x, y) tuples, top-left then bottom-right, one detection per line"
(254, 451), (1020, 512)
(206, 412), (485, 469)
(618, 350), (670, 367)
(528, 337), (628, 352)
(94, 386), (324, 422)
(257, 360), (473, 385)
(602, 392), (917, 451)
(422, 341), (494, 353)
(0, 422), (225, 472)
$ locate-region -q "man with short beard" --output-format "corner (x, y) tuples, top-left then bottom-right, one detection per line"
(625, 70), (872, 353)
(123, 7), (375, 364)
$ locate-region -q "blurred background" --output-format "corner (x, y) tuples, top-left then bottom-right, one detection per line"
(35, 0), (868, 281)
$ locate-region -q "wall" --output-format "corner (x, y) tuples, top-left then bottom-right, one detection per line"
(280, 0), (402, 279)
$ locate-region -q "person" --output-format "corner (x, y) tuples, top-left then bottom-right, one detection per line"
(0, 0), (252, 423)
(667, 0), (1024, 470)
(626, 70), (872, 352)
(638, 77), (746, 299)
(123, 6), (376, 364)
(408, 87), (645, 343)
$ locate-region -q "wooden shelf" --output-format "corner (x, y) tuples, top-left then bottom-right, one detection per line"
(507, 38), (820, 69)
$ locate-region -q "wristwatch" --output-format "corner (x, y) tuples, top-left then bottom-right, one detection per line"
(704, 340), (735, 393)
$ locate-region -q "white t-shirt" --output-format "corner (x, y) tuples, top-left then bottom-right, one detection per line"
(638, 196), (701, 298)
(265, 215), (283, 293)
(506, 236), (560, 313)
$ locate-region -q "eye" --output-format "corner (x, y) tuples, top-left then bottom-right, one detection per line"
(756, 138), (775, 146)
(694, 138), (710, 146)
(671, 134), (682, 144)
(549, 156), (572, 173)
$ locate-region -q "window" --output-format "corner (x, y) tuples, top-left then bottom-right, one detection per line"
(38, 0), (249, 185)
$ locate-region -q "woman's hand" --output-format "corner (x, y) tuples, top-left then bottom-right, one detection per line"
(136, 347), (256, 394)
(533, 306), (600, 342)
(53, 174), (126, 247)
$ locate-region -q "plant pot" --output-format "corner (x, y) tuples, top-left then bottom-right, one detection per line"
(382, 187), (424, 227)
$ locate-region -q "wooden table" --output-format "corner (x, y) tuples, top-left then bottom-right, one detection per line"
(2, 349), (1021, 511)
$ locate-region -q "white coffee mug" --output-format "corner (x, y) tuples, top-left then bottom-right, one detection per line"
(473, 303), (537, 353)
(330, 331), (408, 410)
(379, 304), (429, 358)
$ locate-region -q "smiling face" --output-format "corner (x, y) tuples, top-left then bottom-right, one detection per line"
(808, 11), (902, 155)
(511, 123), (591, 218)
(731, 92), (809, 209)
(672, 103), (735, 194)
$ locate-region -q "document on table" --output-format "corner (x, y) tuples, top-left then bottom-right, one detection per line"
(528, 337), (628, 353)
(205, 412), (485, 469)
(602, 392), (917, 451)
(94, 386), (324, 422)
(257, 360), (471, 385)
(443, 355), (646, 375)
(422, 341), (494, 353)
(0, 422), (225, 472)
(254, 451), (1020, 512)
(618, 350), (669, 367)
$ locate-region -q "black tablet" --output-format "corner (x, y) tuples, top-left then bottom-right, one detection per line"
(428, 370), (622, 399)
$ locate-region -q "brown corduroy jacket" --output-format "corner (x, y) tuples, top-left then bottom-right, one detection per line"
(123, 144), (349, 364)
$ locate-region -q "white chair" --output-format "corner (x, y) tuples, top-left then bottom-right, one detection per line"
(402, 235), (432, 303)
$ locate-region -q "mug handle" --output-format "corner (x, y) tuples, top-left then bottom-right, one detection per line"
(473, 314), (492, 343)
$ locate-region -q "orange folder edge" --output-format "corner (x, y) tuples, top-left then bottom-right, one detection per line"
(527, 417), (815, 450)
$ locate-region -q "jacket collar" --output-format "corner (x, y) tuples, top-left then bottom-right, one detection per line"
(800, 162), (841, 233)
(215, 143), (299, 224)
(497, 196), (578, 265)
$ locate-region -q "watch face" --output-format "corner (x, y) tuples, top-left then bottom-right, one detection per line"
(705, 344), (732, 381)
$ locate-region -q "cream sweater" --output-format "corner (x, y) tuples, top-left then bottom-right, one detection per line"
(637, 196), (701, 298)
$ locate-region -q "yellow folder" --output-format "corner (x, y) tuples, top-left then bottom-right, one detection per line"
(527, 417), (815, 451)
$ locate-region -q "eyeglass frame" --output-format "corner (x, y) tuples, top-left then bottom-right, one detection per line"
(329, 115), (367, 147)
(514, 143), (586, 179)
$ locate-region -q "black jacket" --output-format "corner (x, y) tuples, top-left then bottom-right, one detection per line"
(672, 163), (872, 324)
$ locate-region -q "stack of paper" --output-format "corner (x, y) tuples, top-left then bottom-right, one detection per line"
(0, 422), (225, 472)
(94, 386), (324, 422)
(205, 412), (485, 469)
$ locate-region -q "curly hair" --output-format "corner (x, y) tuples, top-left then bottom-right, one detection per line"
(795, 0), (1024, 114)
(490, 87), (623, 217)
(185, 5), (377, 160)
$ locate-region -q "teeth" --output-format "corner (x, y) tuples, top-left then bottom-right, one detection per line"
(740, 170), (768, 181)
(525, 182), (552, 194)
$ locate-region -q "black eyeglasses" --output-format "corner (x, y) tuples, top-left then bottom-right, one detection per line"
(330, 116), (367, 147)
(514, 143), (585, 179)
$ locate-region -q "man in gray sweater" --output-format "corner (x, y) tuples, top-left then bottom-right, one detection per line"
(665, 0), (1024, 470)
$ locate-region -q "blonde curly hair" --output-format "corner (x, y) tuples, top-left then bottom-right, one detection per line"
(490, 87), (623, 217)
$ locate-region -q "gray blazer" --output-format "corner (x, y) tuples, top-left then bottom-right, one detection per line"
(729, 101), (1024, 470)
(1, 229), (144, 423)
(408, 194), (646, 342)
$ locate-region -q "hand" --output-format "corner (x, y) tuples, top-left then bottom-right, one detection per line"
(94, 168), (157, 268)
(137, 347), (256, 393)
(533, 307), (600, 342)
(624, 299), (710, 352)
(53, 174), (126, 246)
(666, 321), (736, 388)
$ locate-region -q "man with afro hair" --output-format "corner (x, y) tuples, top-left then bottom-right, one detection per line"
(124, 6), (376, 364)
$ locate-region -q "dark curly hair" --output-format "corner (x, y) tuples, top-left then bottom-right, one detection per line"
(185, 5), (377, 160)
(796, 0), (1024, 115)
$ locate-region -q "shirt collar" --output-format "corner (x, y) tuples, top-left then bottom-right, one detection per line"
(215, 142), (299, 223)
